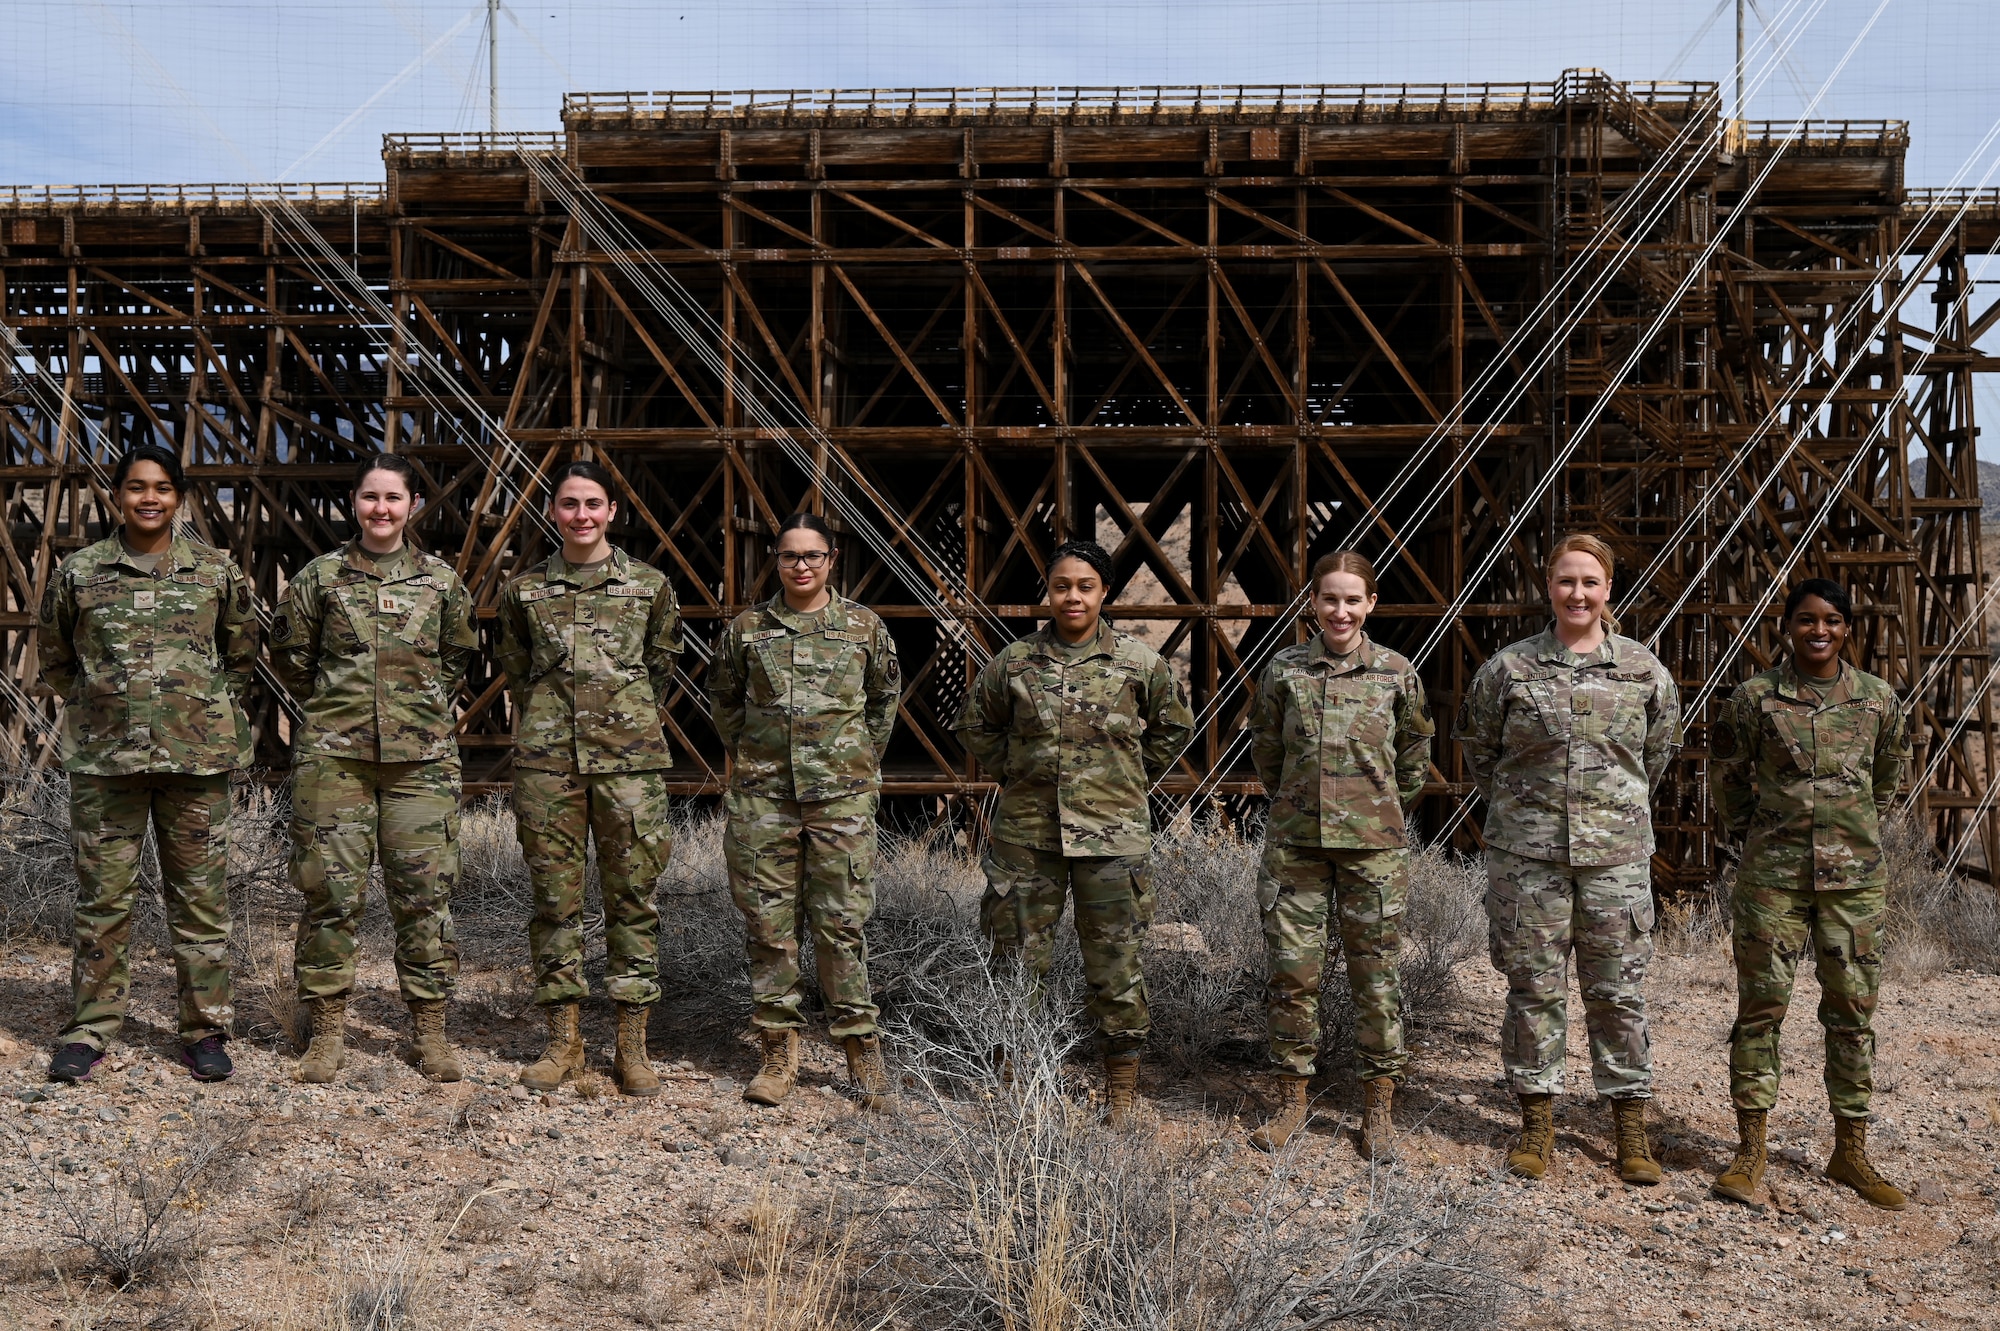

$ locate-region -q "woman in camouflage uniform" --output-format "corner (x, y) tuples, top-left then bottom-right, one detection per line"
(1246, 551), (1432, 1158)
(41, 445), (258, 1084)
(497, 461), (681, 1098)
(1453, 532), (1679, 1185)
(954, 540), (1194, 1126)
(707, 513), (900, 1110)
(1709, 579), (1910, 1210)
(272, 454), (478, 1084)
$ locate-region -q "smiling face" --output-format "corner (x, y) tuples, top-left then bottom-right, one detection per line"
(354, 467), (416, 553)
(1048, 555), (1108, 642)
(775, 524), (835, 610)
(1786, 594), (1849, 678)
(117, 460), (180, 547)
(552, 476), (617, 561)
(1312, 570), (1376, 653)
(1547, 550), (1612, 645)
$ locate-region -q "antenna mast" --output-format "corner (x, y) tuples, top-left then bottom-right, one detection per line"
(488, 0), (500, 133)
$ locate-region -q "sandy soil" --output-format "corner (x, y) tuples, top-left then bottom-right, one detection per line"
(1, 934), (1996, 1329)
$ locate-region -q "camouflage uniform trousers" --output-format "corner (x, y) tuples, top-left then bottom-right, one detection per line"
(723, 790), (880, 1039)
(1729, 877), (1883, 1118)
(513, 768), (673, 1007)
(979, 839), (1154, 1055)
(62, 773), (234, 1051)
(1259, 841), (1409, 1082)
(1485, 846), (1656, 1099)
(291, 756), (461, 1003)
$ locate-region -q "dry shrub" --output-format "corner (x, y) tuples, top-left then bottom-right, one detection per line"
(1882, 813), (2000, 978)
(733, 1183), (853, 1331)
(852, 964), (1515, 1330)
(6, 1102), (249, 1287)
(0, 769), (80, 942)
(572, 1249), (647, 1296)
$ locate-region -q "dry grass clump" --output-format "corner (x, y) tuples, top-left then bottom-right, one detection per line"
(0, 769), (79, 942)
(841, 964), (1514, 1330)
(1882, 813), (2000, 979)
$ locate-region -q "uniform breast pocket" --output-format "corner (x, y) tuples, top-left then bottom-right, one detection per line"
(1005, 665), (1057, 735)
(1504, 676), (1562, 740)
(1596, 674), (1655, 748)
(1760, 701), (1815, 774)
(389, 585), (443, 653)
(822, 640), (867, 705)
(747, 642), (786, 707)
(1079, 668), (1140, 738)
(1328, 677), (1395, 749)
(327, 583), (374, 651)
(163, 576), (223, 655)
(1816, 705), (1880, 782)
(528, 596), (573, 676)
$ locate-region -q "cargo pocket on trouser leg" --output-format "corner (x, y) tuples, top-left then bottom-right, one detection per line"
(811, 823), (878, 1039)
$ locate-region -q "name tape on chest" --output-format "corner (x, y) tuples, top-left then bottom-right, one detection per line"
(744, 628), (790, 643)
(519, 584), (568, 604)
(606, 583), (653, 598)
(824, 629), (870, 644)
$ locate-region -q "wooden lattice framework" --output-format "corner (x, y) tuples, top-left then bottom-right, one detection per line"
(3, 73), (1997, 887)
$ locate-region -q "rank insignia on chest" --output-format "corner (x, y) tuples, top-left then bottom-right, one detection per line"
(379, 593), (402, 615)
(132, 590), (156, 610)
(1571, 694), (1592, 713)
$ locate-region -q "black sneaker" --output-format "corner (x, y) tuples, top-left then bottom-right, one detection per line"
(180, 1035), (233, 1082)
(48, 1042), (103, 1083)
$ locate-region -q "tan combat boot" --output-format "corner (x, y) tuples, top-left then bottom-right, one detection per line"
(1250, 1072), (1311, 1152)
(1712, 1107), (1768, 1204)
(1610, 1097), (1661, 1185)
(613, 1003), (661, 1098)
(407, 1000), (463, 1082)
(743, 1028), (800, 1106)
(1507, 1093), (1556, 1179)
(1103, 1053), (1141, 1128)
(843, 1034), (893, 1113)
(519, 1002), (585, 1093)
(295, 997), (347, 1084)
(1359, 1077), (1399, 1163)
(1825, 1115), (1907, 1211)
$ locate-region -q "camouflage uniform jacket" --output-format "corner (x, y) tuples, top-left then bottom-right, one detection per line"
(1454, 627), (1680, 867)
(271, 541), (477, 764)
(1250, 632), (1434, 849)
(707, 593), (899, 802)
(1709, 660), (1908, 893)
(38, 534), (258, 776)
(496, 548), (682, 774)
(955, 622), (1195, 857)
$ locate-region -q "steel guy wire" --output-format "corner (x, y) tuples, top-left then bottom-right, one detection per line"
(1176, 1), (1875, 807)
(1160, 0), (1833, 785)
(514, 147), (1002, 664)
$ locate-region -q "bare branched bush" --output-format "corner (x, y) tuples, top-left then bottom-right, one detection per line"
(0, 769), (78, 943)
(6, 1102), (250, 1286)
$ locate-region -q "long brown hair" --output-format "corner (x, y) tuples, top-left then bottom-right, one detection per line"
(1545, 532), (1620, 636)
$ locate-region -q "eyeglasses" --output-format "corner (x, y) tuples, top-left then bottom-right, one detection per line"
(777, 550), (831, 569)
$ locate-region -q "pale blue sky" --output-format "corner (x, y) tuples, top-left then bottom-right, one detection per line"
(9, 0), (2000, 456)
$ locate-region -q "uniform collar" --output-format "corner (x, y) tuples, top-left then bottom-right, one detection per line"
(108, 531), (196, 575)
(1034, 619), (1115, 661)
(1777, 657), (1854, 706)
(343, 539), (418, 581)
(1306, 630), (1374, 674)
(544, 545), (630, 591)
(761, 590), (850, 635)
(1532, 624), (1616, 669)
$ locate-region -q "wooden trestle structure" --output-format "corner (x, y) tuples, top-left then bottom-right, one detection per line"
(3, 72), (1998, 889)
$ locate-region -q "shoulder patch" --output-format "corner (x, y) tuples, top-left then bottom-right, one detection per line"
(271, 611), (296, 645)
(38, 581), (57, 625)
(234, 584), (251, 614)
(1710, 720), (1740, 762)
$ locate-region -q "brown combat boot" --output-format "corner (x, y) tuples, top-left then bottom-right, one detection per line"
(519, 1002), (585, 1093)
(1103, 1053), (1141, 1127)
(1360, 1077), (1399, 1163)
(1825, 1115), (1907, 1210)
(407, 999), (463, 1082)
(1250, 1073), (1311, 1152)
(1508, 1093), (1556, 1179)
(1610, 1097), (1661, 1185)
(295, 997), (347, 1084)
(1712, 1107), (1768, 1204)
(743, 1028), (800, 1106)
(843, 1034), (893, 1113)
(613, 1003), (660, 1098)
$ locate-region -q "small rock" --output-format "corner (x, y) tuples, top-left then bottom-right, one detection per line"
(508, 1085), (529, 1101)
(520, 1221), (539, 1234)
(94, 1106), (119, 1123)
(546, 1127), (562, 1141)
(1776, 1146), (1809, 1165)
(1912, 1179), (1947, 1205)
(1455, 1094), (1477, 1105)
